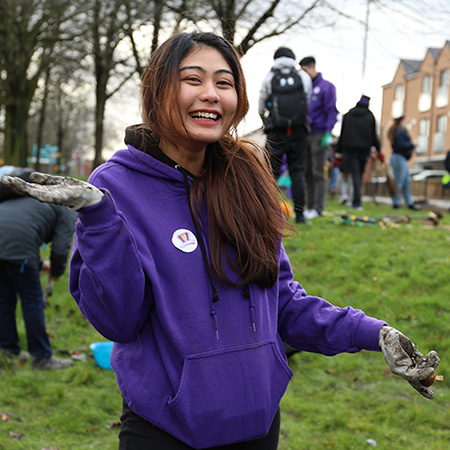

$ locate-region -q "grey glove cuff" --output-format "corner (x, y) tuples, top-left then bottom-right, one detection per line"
(68, 191), (104, 211)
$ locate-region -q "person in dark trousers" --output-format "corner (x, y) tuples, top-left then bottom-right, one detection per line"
(259, 47), (312, 224)
(300, 56), (338, 219)
(0, 168), (77, 369)
(337, 95), (381, 210)
(387, 115), (421, 210)
(3, 32), (440, 450)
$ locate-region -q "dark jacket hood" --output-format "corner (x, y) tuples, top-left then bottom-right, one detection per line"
(124, 125), (196, 178)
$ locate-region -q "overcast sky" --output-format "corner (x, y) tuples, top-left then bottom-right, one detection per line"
(107, 0), (450, 146)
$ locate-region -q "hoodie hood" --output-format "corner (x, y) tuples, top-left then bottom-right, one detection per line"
(348, 105), (370, 116)
(120, 125), (196, 180)
(272, 56), (297, 72)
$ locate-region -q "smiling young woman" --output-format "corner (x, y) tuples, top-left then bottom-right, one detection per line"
(3, 30), (439, 450)
(139, 31), (285, 290)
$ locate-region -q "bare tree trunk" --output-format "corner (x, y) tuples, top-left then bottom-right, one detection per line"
(151, 0), (164, 55)
(3, 110), (27, 167)
(55, 90), (66, 174)
(3, 92), (34, 167)
(35, 67), (52, 172)
(94, 89), (107, 168)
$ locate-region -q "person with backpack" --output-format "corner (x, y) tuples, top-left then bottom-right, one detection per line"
(259, 47), (312, 224)
(300, 56), (338, 219)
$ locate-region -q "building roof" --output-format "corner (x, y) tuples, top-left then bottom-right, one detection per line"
(402, 59), (422, 75)
(429, 47), (441, 60)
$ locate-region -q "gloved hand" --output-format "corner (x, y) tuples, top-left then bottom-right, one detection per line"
(379, 326), (440, 399)
(320, 131), (333, 149)
(332, 153), (343, 168)
(2, 172), (104, 211)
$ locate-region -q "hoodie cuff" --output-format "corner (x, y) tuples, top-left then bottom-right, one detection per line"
(353, 316), (387, 351)
(76, 190), (118, 229)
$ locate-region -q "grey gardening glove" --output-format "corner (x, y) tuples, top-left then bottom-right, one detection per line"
(2, 172), (103, 211)
(379, 326), (440, 399)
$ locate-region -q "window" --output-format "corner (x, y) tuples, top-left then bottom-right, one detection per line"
(392, 84), (404, 118)
(417, 118), (430, 154)
(423, 74), (433, 92)
(419, 74), (432, 111)
(434, 115), (447, 152)
(436, 69), (449, 107)
(440, 69), (450, 87)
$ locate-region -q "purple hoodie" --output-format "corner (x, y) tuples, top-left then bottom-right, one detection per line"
(70, 143), (385, 448)
(308, 72), (338, 133)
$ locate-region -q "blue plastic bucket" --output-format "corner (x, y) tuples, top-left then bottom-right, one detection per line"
(90, 341), (113, 370)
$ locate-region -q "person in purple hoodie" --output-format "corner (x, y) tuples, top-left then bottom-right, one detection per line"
(300, 56), (339, 219)
(3, 32), (440, 450)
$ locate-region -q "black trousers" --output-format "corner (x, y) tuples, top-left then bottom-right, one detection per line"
(119, 399), (280, 450)
(265, 126), (308, 219)
(343, 153), (368, 207)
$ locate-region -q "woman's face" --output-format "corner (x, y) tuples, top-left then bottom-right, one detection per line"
(168, 45), (238, 152)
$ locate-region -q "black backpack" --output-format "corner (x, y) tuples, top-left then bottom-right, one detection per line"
(265, 67), (308, 132)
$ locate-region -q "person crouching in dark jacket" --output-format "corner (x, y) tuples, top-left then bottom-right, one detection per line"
(0, 168), (77, 369)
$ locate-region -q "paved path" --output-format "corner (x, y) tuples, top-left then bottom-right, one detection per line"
(362, 195), (450, 211)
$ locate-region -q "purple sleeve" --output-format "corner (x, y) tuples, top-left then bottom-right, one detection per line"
(69, 191), (152, 342)
(277, 245), (386, 355)
(323, 82), (338, 132)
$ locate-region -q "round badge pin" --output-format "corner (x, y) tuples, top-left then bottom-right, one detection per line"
(172, 229), (198, 253)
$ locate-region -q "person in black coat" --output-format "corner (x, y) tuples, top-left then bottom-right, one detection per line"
(337, 95), (380, 210)
(0, 168), (77, 369)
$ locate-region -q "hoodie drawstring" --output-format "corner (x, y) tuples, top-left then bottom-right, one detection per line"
(244, 284), (257, 333)
(177, 165), (221, 339)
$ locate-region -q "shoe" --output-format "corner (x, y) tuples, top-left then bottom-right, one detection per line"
(304, 209), (319, 219)
(393, 204), (400, 209)
(339, 197), (348, 205)
(32, 355), (74, 370)
(295, 216), (309, 225)
(408, 203), (422, 211)
(2, 349), (30, 361)
(352, 205), (363, 211)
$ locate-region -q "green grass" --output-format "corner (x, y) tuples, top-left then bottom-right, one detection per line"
(1, 195), (449, 449)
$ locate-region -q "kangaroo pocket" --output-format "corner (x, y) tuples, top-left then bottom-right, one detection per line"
(158, 340), (292, 449)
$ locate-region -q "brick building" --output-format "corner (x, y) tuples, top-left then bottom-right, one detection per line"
(380, 40), (450, 170)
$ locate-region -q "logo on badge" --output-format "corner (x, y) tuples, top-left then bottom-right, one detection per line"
(172, 229), (198, 253)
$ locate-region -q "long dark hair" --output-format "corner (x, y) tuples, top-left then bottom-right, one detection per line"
(387, 115), (405, 144)
(140, 31), (286, 289)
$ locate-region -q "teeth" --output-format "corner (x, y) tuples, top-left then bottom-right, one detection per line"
(191, 111), (218, 120)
